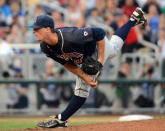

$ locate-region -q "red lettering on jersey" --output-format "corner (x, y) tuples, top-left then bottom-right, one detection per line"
(57, 52), (83, 64)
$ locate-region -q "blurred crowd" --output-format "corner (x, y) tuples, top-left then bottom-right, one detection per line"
(0, 0), (164, 46)
(0, 0), (165, 55)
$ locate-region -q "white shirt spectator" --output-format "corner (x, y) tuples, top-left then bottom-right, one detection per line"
(0, 40), (13, 56)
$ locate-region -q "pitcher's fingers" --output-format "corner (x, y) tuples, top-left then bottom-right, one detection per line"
(91, 81), (98, 88)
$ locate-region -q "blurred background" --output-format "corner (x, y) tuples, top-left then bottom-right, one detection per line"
(0, 0), (165, 116)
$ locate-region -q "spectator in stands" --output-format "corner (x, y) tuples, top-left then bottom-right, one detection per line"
(159, 15), (165, 29)
(86, 7), (104, 26)
(0, 0), (12, 25)
(9, 0), (25, 28)
(27, 4), (44, 25)
(158, 28), (165, 78)
(119, 0), (139, 8)
(25, 4), (45, 43)
(103, 0), (119, 15)
(135, 57), (157, 107)
(0, 31), (14, 71)
(0, 11), (9, 35)
(79, 0), (87, 14)
(102, 0), (120, 25)
(118, 0), (140, 53)
(40, 59), (62, 108)
(138, 25), (151, 42)
(58, 0), (68, 8)
(63, 0), (87, 14)
(34, 4), (45, 18)
(66, 0), (84, 27)
(157, 28), (165, 106)
(9, 58), (22, 75)
(84, 0), (100, 17)
(110, 9), (124, 31)
(142, 0), (162, 14)
(114, 59), (132, 108)
(7, 23), (23, 43)
(51, 10), (66, 28)
(25, 5), (44, 43)
(7, 0), (26, 43)
(122, 0), (138, 18)
(2, 63), (29, 109)
(9, 0), (24, 19)
(146, 4), (160, 43)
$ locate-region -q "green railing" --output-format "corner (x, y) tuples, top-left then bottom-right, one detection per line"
(0, 79), (165, 84)
(1, 79), (164, 109)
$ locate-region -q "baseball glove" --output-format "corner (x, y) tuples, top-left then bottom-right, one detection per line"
(81, 57), (103, 75)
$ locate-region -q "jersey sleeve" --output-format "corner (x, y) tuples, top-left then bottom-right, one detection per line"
(91, 27), (106, 41)
(71, 27), (106, 43)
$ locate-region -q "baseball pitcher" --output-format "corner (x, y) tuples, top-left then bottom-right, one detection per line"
(29, 7), (147, 128)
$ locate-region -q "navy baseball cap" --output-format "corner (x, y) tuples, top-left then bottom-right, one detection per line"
(29, 14), (54, 29)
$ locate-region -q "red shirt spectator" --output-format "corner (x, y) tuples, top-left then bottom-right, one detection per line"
(122, 6), (137, 18)
(122, 0), (137, 18)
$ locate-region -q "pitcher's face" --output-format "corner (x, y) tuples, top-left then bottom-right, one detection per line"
(33, 28), (49, 42)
